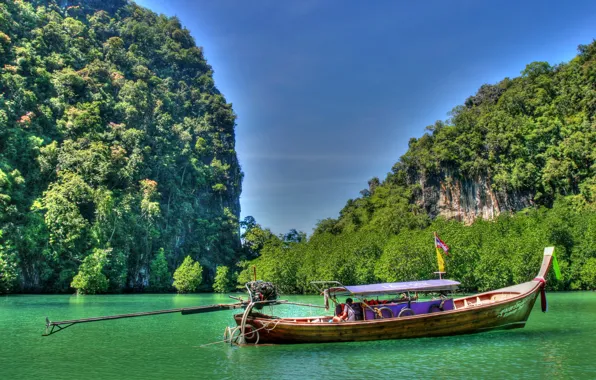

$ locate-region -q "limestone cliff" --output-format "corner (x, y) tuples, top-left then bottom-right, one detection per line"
(413, 172), (534, 224)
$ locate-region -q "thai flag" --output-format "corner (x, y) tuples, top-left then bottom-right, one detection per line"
(435, 235), (449, 254)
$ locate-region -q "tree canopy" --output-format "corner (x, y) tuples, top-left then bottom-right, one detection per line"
(173, 255), (202, 293)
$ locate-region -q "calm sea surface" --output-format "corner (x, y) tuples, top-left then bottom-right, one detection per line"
(1, 292), (595, 379)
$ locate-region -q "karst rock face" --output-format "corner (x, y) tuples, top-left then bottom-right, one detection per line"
(411, 171), (534, 224)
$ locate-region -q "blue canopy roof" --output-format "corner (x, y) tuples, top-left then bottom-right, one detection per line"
(339, 279), (460, 295)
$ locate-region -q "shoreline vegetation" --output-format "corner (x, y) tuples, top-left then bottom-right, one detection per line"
(1, 1), (595, 295)
(237, 201), (596, 294)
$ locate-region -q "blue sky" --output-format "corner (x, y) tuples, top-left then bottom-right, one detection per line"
(136, 0), (596, 235)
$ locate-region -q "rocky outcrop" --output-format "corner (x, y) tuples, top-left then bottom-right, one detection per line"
(414, 172), (534, 224)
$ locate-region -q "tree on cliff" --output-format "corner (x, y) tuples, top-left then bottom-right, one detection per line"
(70, 248), (109, 295)
(173, 256), (203, 293)
(148, 248), (172, 292)
(213, 265), (233, 293)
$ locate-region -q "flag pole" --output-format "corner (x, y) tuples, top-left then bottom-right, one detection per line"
(434, 231), (445, 280)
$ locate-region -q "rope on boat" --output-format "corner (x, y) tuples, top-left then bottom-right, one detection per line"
(195, 319), (282, 348)
(196, 297), (322, 348)
(196, 297), (324, 348)
(238, 301), (255, 344)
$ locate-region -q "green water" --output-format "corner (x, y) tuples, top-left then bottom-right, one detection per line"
(1, 292), (595, 379)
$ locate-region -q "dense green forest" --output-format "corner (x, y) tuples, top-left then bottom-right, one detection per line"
(239, 201), (596, 292)
(239, 42), (596, 292)
(1, 0), (595, 295)
(0, 0), (243, 293)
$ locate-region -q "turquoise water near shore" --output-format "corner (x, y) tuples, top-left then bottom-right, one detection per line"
(1, 292), (595, 379)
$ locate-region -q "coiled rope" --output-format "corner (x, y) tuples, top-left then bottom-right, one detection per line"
(195, 319), (282, 348)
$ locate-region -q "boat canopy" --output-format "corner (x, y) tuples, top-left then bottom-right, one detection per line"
(330, 279), (460, 296)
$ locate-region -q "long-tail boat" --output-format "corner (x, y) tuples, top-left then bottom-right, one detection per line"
(231, 247), (556, 344)
(43, 247), (556, 345)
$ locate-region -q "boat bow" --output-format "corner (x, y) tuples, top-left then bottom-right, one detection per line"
(534, 246), (555, 312)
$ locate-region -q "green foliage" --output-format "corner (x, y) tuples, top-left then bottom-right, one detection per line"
(0, 252), (17, 293)
(149, 248), (171, 292)
(240, 216), (277, 259)
(173, 256), (202, 293)
(70, 248), (109, 294)
(376, 231), (436, 283)
(240, 201), (596, 293)
(0, 0), (242, 293)
(0, 231), (18, 294)
(238, 230), (386, 294)
(213, 265), (233, 293)
(103, 249), (127, 292)
(580, 258), (596, 290)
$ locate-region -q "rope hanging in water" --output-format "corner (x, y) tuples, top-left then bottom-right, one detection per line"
(197, 319), (282, 348)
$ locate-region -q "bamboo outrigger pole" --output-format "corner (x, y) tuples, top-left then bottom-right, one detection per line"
(43, 301), (248, 336)
(43, 299), (325, 337)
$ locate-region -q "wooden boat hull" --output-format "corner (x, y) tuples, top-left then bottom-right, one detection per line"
(234, 248), (553, 344)
(234, 284), (539, 344)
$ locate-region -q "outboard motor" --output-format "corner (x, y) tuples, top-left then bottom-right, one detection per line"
(246, 281), (278, 309)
